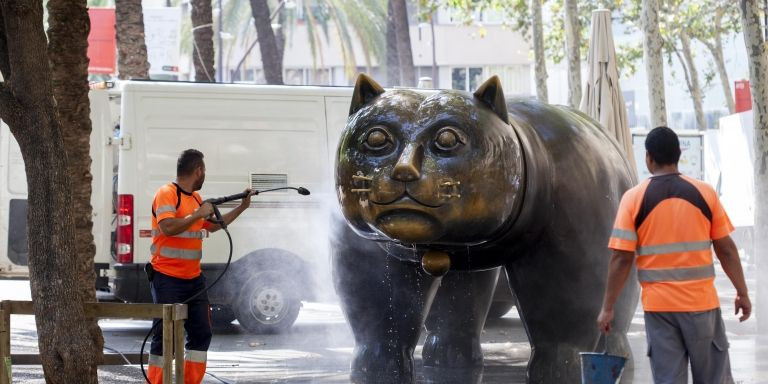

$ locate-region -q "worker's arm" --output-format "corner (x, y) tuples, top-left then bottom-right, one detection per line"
(712, 235), (752, 322)
(597, 249), (635, 334)
(206, 189), (254, 233)
(158, 203), (214, 236)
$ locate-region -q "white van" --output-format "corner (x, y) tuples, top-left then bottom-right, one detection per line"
(0, 90), (116, 289)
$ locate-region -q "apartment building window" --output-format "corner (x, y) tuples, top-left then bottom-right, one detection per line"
(452, 67), (483, 91)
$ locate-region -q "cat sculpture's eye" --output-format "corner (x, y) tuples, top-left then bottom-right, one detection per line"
(363, 126), (392, 151)
(434, 127), (465, 151)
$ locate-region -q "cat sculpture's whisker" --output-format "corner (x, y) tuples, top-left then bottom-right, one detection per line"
(352, 173), (373, 194)
(438, 179), (462, 199)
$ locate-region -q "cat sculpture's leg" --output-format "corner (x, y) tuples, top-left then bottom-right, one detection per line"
(421, 268), (500, 384)
(332, 225), (439, 384)
(504, 245), (636, 384)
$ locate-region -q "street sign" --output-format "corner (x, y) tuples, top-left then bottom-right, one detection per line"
(632, 131), (704, 181)
(144, 7), (182, 78)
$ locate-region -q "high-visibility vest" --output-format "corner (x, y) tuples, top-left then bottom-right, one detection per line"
(608, 173), (734, 312)
(151, 182), (210, 279)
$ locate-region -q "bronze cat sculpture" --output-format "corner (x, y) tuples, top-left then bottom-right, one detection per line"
(332, 74), (640, 383)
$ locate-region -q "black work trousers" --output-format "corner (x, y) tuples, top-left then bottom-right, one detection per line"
(149, 271), (212, 356)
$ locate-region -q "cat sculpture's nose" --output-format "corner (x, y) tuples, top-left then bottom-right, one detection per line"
(392, 143), (423, 182)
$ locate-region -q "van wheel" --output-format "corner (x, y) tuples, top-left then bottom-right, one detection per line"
(234, 271), (301, 334)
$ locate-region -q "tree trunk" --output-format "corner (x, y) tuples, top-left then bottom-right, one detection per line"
(564, 0), (581, 108)
(391, 0), (415, 87)
(190, 0), (215, 82)
(0, 1), (99, 383)
(702, 9), (735, 115)
(275, 3), (286, 70)
(115, 0), (150, 79)
(47, 0), (104, 368)
(249, 0), (283, 84)
(702, 35), (735, 114)
(641, 0), (667, 127)
(386, 0), (400, 87)
(531, 0), (548, 102)
(740, 0), (768, 333)
(679, 32), (706, 131)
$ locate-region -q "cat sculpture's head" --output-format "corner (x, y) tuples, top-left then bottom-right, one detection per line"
(336, 74), (524, 246)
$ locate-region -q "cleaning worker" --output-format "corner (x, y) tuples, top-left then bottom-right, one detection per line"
(598, 126), (752, 383)
(147, 149), (253, 383)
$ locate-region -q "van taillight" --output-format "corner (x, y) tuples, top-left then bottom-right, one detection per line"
(116, 194), (134, 264)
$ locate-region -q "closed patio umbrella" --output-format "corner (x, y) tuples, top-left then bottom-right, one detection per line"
(580, 9), (637, 178)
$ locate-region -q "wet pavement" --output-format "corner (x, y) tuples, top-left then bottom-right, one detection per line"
(2, 261), (766, 383)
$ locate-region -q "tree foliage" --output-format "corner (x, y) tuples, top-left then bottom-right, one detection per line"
(417, 0), (644, 78)
(199, 0), (387, 83)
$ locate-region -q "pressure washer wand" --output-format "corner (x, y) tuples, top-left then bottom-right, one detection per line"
(204, 187), (311, 206)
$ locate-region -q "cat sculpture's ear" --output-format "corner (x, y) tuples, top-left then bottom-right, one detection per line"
(349, 73), (386, 116)
(473, 76), (509, 124)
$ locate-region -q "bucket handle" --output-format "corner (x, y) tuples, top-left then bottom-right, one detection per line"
(593, 333), (609, 355)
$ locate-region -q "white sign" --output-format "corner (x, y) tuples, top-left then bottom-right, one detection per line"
(144, 7), (181, 76)
(632, 131), (704, 181)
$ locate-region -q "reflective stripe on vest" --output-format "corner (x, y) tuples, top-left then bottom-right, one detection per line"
(150, 244), (203, 260)
(611, 228), (637, 241)
(636, 240), (712, 256)
(637, 264), (715, 282)
(151, 229), (206, 239)
(185, 349), (207, 363)
(155, 204), (177, 215)
(148, 354), (163, 367)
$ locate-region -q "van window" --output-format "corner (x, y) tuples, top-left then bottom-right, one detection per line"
(8, 199), (28, 265)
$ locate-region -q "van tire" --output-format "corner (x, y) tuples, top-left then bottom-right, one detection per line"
(234, 270), (301, 334)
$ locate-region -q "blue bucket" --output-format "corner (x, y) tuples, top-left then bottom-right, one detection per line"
(580, 351), (627, 384)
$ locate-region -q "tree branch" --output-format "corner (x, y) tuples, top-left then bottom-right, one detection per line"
(1, 0), (51, 104)
(671, 42), (694, 96)
(0, 82), (22, 126)
(0, 3), (12, 79)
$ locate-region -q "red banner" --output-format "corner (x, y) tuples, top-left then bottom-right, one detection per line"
(87, 8), (116, 75)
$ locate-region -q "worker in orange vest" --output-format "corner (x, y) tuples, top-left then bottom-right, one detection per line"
(147, 149), (253, 384)
(598, 126), (751, 383)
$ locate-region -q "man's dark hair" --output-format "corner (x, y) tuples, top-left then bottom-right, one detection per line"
(645, 126), (681, 165)
(177, 149), (204, 176)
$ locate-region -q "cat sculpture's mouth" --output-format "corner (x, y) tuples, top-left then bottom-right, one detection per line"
(370, 191), (443, 208)
(368, 194), (445, 243)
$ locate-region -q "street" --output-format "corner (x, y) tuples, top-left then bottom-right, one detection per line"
(2, 262), (765, 383)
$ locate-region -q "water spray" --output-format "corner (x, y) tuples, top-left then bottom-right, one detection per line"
(139, 186), (311, 384)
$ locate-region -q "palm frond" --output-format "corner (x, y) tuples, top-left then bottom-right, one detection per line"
(326, 0), (357, 79)
(304, 2), (326, 70)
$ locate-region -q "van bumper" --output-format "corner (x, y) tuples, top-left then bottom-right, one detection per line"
(113, 263), (229, 304)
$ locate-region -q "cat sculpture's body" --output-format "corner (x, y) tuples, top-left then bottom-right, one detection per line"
(333, 74), (640, 383)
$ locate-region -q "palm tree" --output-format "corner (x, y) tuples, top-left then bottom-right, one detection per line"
(389, 0), (414, 86)
(115, 0), (151, 79)
(250, 0), (283, 83)
(191, 0), (215, 82)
